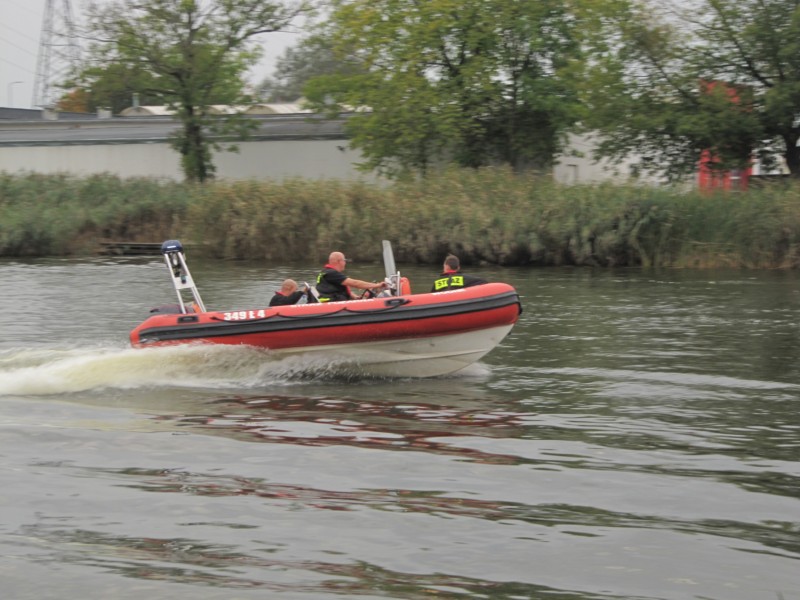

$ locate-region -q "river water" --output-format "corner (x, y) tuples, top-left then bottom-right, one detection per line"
(0, 256), (798, 600)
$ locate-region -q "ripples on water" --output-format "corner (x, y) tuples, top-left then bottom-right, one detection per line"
(1, 260), (799, 599)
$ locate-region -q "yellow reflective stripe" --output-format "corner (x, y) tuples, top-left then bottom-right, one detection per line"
(434, 276), (464, 290)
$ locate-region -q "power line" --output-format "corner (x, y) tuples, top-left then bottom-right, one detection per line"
(0, 19), (41, 45)
(0, 54), (36, 73)
(0, 32), (39, 58)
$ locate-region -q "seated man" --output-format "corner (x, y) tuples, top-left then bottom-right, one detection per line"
(431, 254), (487, 292)
(269, 278), (307, 306)
(316, 251), (385, 302)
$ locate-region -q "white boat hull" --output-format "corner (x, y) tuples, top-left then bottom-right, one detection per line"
(270, 324), (515, 378)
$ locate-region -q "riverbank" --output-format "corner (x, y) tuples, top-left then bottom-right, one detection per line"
(1, 169), (798, 267)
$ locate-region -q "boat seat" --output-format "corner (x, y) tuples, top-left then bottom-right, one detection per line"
(149, 303), (201, 314)
(149, 303), (183, 314)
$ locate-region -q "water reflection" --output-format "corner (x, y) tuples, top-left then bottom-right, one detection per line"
(16, 521), (627, 598)
(133, 380), (800, 510)
(3, 260), (800, 599)
(159, 394), (529, 465)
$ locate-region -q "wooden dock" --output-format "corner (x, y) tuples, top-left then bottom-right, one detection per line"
(98, 241), (164, 256)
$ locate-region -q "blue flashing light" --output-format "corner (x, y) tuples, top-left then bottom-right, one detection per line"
(161, 240), (184, 254)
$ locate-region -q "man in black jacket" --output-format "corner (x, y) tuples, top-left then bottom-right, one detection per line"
(269, 279), (306, 306)
(431, 254), (487, 292)
(316, 251), (385, 302)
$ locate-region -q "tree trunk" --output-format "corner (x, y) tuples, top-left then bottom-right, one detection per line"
(785, 133), (800, 179)
(178, 111), (214, 183)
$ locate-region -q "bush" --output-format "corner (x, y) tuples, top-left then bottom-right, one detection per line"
(1, 169), (799, 268)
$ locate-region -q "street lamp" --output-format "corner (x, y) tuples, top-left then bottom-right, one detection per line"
(7, 81), (23, 108)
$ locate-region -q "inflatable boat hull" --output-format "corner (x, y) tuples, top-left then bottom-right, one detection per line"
(130, 283), (522, 378)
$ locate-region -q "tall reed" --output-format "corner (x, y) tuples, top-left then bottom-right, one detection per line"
(0, 173), (193, 256)
(1, 169), (799, 268)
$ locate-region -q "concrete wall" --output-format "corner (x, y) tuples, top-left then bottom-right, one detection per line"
(553, 133), (665, 186)
(0, 115), (668, 185)
(0, 139), (369, 181)
(214, 139), (367, 181)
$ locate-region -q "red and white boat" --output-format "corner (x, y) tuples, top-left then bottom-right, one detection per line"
(129, 241), (522, 378)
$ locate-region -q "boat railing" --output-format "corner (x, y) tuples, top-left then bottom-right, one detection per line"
(160, 240), (206, 313)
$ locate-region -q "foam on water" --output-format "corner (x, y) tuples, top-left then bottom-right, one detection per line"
(0, 344), (350, 396)
(0, 343), (484, 396)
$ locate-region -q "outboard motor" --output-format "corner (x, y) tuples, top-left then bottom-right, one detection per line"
(160, 240), (206, 313)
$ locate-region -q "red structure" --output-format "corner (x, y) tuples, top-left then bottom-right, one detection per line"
(697, 81), (753, 191)
(698, 150), (751, 191)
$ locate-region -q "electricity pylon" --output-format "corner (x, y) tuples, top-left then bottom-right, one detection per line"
(32, 0), (81, 108)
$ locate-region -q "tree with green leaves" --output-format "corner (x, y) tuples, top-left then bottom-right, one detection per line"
(82, 0), (313, 182)
(582, 0), (800, 181)
(302, 0), (594, 177)
(70, 62), (165, 115)
(256, 33), (365, 103)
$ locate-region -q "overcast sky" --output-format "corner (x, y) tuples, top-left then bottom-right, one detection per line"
(0, 0), (299, 109)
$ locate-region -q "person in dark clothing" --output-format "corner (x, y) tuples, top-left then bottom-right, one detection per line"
(269, 279), (306, 306)
(316, 251), (385, 302)
(431, 254), (487, 292)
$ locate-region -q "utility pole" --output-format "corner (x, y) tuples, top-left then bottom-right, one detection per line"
(32, 0), (81, 108)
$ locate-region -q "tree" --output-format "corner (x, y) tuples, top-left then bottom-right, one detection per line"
(56, 89), (91, 113)
(82, 0), (313, 182)
(582, 0), (800, 180)
(70, 63), (164, 115)
(256, 33), (363, 103)
(302, 0), (591, 177)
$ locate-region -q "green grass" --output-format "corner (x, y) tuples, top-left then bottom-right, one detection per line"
(2, 169), (799, 268)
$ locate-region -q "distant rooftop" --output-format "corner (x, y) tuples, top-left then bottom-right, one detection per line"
(119, 102), (312, 117)
(0, 101), (314, 121)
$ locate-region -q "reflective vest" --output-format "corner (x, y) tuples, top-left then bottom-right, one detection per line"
(316, 266), (350, 302)
(433, 275), (465, 291)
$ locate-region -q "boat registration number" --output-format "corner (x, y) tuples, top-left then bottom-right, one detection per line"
(223, 310), (267, 321)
